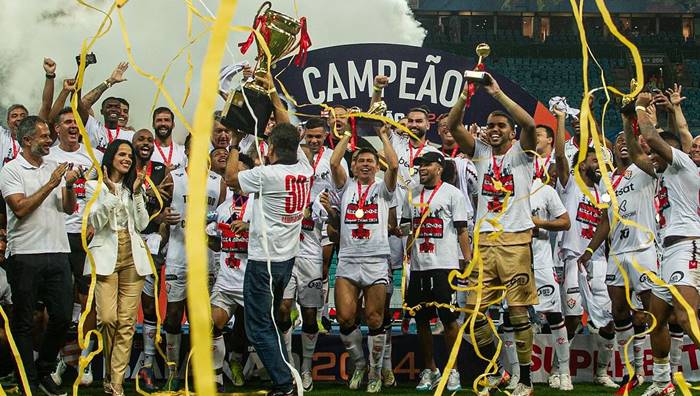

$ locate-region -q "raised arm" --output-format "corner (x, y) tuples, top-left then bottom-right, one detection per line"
(378, 124), (398, 192)
(369, 75), (388, 110)
(622, 111), (656, 177)
(666, 84), (692, 153)
(484, 72), (537, 151)
(39, 58), (56, 121)
(330, 131), (350, 189)
(224, 133), (244, 191)
(553, 108), (570, 187)
(255, 72), (289, 125)
(447, 81), (475, 157)
(635, 93), (674, 165)
(81, 62), (128, 110)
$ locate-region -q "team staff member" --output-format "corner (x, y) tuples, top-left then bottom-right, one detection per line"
(225, 122), (312, 396)
(329, 123), (398, 393)
(85, 139), (151, 396)
(401, 152), (470, 392)
(447, 72), (538, 396)
(0, 116), (79, 395)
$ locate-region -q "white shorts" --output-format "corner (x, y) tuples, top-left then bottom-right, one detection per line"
(578, 265), (613, 328)
(652, 239), (700, 305)
(607, 245), (658, 293)
(336, 256), (390, 290)
(534, 267), (562, 313)
(283, 257), (323, 308)
(210, 287), (244, 317)
(165, 265), (216, 303)
(562, 257), (610, 317)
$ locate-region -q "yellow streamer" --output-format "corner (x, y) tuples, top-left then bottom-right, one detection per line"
(185, 1), (238, 396)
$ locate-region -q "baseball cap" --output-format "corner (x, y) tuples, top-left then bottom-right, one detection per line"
(414, 152), (445, 167)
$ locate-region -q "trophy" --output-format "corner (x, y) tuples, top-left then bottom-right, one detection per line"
(464, 43), (491, 85)
(348, 101), (388, 137)
(620, 79), (639, 117)
(221, 2), (308, 135)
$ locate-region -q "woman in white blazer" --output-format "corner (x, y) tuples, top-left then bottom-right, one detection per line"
(84, 139), (152, 396)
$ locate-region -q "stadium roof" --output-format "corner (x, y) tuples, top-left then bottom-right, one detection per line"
(415, 0), (700, 14)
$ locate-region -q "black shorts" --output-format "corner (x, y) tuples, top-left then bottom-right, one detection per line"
(67, 233), (90, 295)
(405, 269), (456, 324)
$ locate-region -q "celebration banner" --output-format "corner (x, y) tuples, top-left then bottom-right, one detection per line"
(276, 43), (557, 141)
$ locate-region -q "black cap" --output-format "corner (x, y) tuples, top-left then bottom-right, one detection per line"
(414, 151), (444, 167)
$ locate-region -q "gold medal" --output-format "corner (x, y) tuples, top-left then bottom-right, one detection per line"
(493, 180), (503, 191)
(601, 193), (611, 204)
(355, 208), (365, 219)
(409, 167), (415, 176)
(304, 207), (311, 218)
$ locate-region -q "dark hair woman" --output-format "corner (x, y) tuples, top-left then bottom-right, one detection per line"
(85, 139), (152, 395)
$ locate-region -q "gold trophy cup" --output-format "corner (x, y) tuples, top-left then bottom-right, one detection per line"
(221, 2), (304, 135)
(464, 43), (491, 84)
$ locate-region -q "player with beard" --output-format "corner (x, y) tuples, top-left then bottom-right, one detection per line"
(161, 134), (225, 391)
(46, 107), (103, 388)
(400, 152), (470, 392)
(552, 108), (618, 390)
(151, 107), (186, 170)
(208, 153), (255, 391)
(624, 94), (700, 396)
(447, 72), (537, 396)
(277, 117), (348, 391)
(128, 129), (171, 391)
(330, 123), (398, 393)
(578, 119), (658, 390)
(437, 114), (463, 158)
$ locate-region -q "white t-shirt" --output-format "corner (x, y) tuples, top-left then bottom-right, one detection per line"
(166, 169), (223, 270)
(0, 156), (70, 254)
(559, 177), (605, 261)
(603, 164), (656, 253)
(402, 182), (469, 271)
(85, 115), (135, 152)
(46, 144), (103, 234)
(655, 147), (700, 241)
(529, 178), (567, 269)
(299, 198), (324, 264)
(337, 179), (396, 259)
(473, 140), (535, 233)
(152, 140), (186, 170)
(238, 148), (313, 262)
(453, 156), (478, 219)
(209, 194), (254, 293)
(0, 128), (19, 169)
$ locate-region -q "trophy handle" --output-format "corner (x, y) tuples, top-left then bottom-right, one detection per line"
(253, 1), (272, 24)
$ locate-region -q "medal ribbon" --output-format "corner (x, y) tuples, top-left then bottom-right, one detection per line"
(534, 154), (551, 179)
(353, 180), (374, 238)
(10, 136), (18, 160)
(106, 125), (120, 143)
(442, 145), (459, 158)
(155, 140), (173, 166)
(408, 139), (427, 173)
(304, 147), (325, 209)
(417, 181), (443, 251)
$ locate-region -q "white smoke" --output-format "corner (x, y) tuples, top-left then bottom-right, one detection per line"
(0, 0), (425, 136)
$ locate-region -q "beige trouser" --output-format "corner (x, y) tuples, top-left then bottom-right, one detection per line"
(96, 230), (145, 385)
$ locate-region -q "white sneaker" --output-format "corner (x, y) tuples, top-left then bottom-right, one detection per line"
(446, 369), (461, 392)
(559, 373), (573, 391)
(301, 370), (313, 392)
(415, 369), (441, 391)
(594, 374), (620, 389)
(511, 382), (534, 396)
(80, 364), (93, 386)
(641, 382), (675, 396)
(548, 373), (560, 389)
(50, 359), (67, 387)
(348, 366), (367, 390)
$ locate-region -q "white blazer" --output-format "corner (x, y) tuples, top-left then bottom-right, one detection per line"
(83, 180), (153, 276)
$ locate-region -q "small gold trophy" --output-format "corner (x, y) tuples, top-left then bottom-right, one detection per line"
(464, 43), (491, 84)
